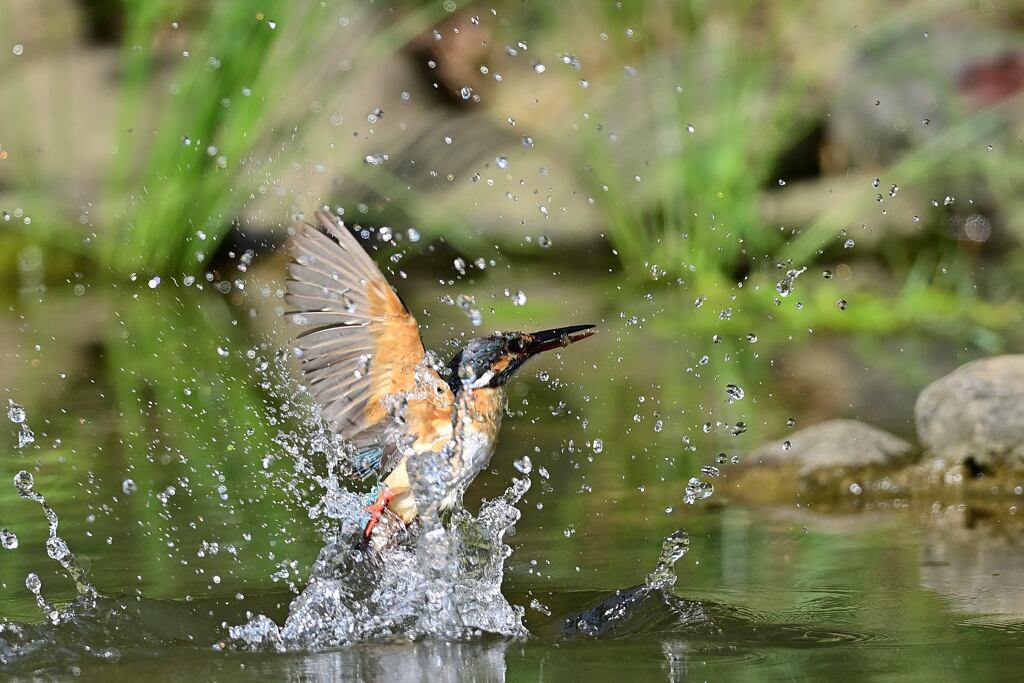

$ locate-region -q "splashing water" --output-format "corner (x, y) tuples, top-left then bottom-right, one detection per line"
(560, 529), (703, 638)
(228, 354), (531, 650)
(11, 472), (97, 620)
(228, 474), (531, 650)
(645, 530), (691, 590)
(7, 400), (34, 449)
(0, 474), (114, 668)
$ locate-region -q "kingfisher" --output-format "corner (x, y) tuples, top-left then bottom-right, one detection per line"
(285, 210), (595, 542)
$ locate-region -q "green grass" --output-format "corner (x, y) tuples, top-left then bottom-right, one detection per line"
(1, 1), (449, 277)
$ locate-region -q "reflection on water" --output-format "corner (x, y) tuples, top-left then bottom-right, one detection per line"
(921, 505), (1024, 623)
(272, 640), (513, 683)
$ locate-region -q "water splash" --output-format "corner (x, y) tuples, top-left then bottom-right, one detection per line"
(0, 474), (112, 668)
(560, 528), (703, 638)
(645, 530), (691, 590)
(228, 475), (531, 650)
(7, 400), (34, 448)
(13, 471), (96, 610)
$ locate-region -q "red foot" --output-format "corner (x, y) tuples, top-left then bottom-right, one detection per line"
(363, 487), (395, 539)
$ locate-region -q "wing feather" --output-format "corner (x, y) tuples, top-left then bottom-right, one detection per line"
(286, 210), (453, 477)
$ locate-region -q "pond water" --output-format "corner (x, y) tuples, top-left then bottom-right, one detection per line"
(2, 286), (1023, 680)
(3, 449), (1024, 680)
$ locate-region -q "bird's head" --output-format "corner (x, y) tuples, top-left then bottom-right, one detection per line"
(446, 324), (596, 392)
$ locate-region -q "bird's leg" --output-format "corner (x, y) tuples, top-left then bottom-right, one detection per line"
(363, 486), (395, 539)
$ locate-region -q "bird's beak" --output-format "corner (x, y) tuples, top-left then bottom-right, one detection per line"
(524, 324), (597, 356)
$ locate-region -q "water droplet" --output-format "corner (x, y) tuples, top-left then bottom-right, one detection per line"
(148, 276), (161, 289)
(686, 124), (695, 133)
(17, 423), (34, 449)
(537, 235), (552, 248)
(7, 400), (26, 424)
(844, 239), (855, 249)
(836, 298), (848, 310)
(559, 53), (582, 70)
(725, 384), (744, 401)
(746, 333), (758, 343)
(592, 439), (603, 454)
(683, 477), (714, 505)
(12, 44), (24, 56)
(1, 528), (18, 550)
(782, 440), (792, 451)
(122, 479), (137, 495)
(700, 466), (720, 478)
(510, 290), (527, 306)
(849, 482), (863, 495)
(453, 257), (466, 275)
(25, 572), (41, 594)
(872, 177), (880, 188)
(495, 155), (509, 169)
(14, 470), (34, 495)
(46, 536), (70, 561)
(775, 267), (806, 297)
(456, 294), (482, 326)
(513, 456), (532, 474)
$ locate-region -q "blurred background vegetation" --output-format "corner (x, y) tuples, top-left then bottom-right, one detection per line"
(1, 0), (1024, 606)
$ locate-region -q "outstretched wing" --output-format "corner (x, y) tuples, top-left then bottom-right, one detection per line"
(285, 210), (453, 477)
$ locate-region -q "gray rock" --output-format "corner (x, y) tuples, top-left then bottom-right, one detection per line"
(750, 419), (917, 477)
(915, 356), (1024, 468)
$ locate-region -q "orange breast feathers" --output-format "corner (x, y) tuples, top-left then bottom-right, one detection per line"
(456, 387), (505, 442)
(407, 391), (455, 452)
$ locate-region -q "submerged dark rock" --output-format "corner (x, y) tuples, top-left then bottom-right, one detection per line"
(915, 355), (1024, 468)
